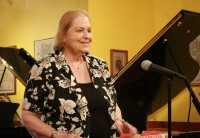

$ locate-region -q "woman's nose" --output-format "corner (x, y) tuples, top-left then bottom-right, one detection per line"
(83, 31), (91, 38)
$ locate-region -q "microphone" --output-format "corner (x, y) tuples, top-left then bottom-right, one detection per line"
(141, 60), (186, 80)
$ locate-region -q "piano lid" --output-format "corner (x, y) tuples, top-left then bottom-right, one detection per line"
(113, 10), (200, 132)
(0, 47), (35, 86)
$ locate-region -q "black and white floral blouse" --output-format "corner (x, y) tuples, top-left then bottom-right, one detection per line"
(22, 51), (117, 138)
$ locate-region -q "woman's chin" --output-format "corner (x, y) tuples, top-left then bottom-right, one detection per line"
(82, 47), (90, 53)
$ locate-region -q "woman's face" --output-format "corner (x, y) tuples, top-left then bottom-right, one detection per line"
(63, 14), (92, 55)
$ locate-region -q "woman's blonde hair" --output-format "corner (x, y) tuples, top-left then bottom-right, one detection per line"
(54, 9), (89, 51)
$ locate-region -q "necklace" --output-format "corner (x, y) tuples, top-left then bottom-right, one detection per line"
(76, 61), (83, 70)
(63, 51), (84, 72)
(67, 60), (84, 73)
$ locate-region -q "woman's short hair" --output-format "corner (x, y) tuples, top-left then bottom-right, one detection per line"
(54, 9), (89, 51)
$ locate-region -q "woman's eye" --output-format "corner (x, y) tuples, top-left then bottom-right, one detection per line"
(88, 29), (91, 33)
(76, 29), (82, 32)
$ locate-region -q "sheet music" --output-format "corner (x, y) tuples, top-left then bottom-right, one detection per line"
(0, 58), (15, 94)
(189, 34), (200, 84)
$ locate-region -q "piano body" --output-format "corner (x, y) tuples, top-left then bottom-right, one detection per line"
(0, 48), (35, 138)
(0, 9), (200, 137)
(113, 9), (200, 136)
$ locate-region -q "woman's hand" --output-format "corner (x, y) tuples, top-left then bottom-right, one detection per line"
(116, 119), (138, 136)
(115, 104), (138, 137)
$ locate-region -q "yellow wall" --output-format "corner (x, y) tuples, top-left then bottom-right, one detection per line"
(0, 0), (200, 123)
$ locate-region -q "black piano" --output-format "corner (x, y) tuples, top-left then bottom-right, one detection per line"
(113, 9), (200, 137)
(0, 9), (200, 138)
(0, 48), (35, 138)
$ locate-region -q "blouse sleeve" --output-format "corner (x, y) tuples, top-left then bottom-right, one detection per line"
(22, 62), (51, 114)
(101, 60), (117, 102)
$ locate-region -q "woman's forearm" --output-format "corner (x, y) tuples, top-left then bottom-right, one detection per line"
(115, 103), (123, 120)
(21, 110), (54, 138)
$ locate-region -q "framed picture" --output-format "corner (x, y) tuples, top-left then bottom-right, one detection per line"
(34, 37), (55, 60)
(0, 47), (16, 95)
(110, 49), (128, 77)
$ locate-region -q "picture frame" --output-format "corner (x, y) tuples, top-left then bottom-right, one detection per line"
(0, 46), (16, 95)
(110, 49), (128, 77)
(34, 37), (55, 60)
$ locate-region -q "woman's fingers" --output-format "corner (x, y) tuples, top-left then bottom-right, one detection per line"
(123, 122), (138, 134)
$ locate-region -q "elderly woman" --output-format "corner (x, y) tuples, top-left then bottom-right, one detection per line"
(21, 9), (138, 138)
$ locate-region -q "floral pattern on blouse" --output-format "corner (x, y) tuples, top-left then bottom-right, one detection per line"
(22, 51), (117, 138)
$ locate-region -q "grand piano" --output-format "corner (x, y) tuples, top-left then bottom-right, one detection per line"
(0, 48), (34, 138)
(0, 9), (200, 137)
(112, 9), (200, 137)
